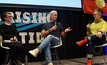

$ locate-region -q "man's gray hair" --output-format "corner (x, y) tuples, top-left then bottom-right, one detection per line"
(49, 10), (57, 15)
(47, 10), (57, 22)
(94, 8), (103, 16)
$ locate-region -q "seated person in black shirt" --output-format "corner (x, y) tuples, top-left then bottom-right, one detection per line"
(0, 12), (23, 65)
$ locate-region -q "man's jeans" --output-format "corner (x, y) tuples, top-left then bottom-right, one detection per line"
(38, 35), (60, 62)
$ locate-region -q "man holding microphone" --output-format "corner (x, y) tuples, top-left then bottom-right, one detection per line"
(29, 10), (71, 65)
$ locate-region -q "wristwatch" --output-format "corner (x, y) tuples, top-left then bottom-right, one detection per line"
(48, 29), (51, 33)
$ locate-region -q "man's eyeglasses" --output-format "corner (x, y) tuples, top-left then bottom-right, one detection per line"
(6, 16), (13, 18)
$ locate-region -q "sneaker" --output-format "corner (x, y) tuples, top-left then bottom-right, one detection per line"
(47, 62), (53, 65)
(87, 59), (92, 65)
(29, 48), (39, 57)
(76, 38), (88, 46)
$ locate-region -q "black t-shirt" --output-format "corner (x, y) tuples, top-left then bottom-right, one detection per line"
(0, 23), (17, 40)
(42, 22), (64, 38)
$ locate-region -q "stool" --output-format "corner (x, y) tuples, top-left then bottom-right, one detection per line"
(51, 47), (62, 65)
(92, 43), (107, 64)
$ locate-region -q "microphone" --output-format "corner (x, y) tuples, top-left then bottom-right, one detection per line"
(87, 20), (91, 30)
(54, 21), (57, 30)
(55, 22), (56, 25)
(89, 20), (91, 24)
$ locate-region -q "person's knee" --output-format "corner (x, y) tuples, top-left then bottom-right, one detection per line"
(47, 35), (53, 38)
(88, 42), (93, 45)
(45, 35), (53, 40)
(16, 43), (23, 49)
(88, 42), (94, 49)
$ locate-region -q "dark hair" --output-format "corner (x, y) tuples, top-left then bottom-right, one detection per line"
(94, 8), (103, 16)
(2, 11), (12, 18)
(2, 12), (12, 21)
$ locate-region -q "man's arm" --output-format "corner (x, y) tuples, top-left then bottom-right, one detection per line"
(41, 30), (50, 37)
(100, 22), (107, 33)
(61, 31), (66, 38)
(61, 27), (72, 38)
(41, 25), (57, 37)
(86, 23), (92, 36)
(96, 22), (107, 38)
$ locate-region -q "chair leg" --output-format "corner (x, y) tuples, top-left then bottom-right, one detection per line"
(93, 47), (106, 64)
(17, 56), (23, 65)
(52, 48), (62, 65)
(25, 55), (28, 65)
(98, 47), (106, 64)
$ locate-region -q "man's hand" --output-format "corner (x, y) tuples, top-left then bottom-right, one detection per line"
(10, 38), (14, 41)
(96, 31), (102, 38)
(86, 24), (91, 30)
(65, 27), (72, 32)
(13, 36), (17, 41)
(10, 36), (17, 41)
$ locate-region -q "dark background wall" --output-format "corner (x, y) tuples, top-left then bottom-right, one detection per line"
(0, 4), (94, 63)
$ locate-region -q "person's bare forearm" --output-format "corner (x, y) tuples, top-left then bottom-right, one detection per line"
(41, 30), (50, 37)
(61, 31), (66, 38)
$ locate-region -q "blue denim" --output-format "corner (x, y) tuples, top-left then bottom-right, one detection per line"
(38, 35), (60, 62)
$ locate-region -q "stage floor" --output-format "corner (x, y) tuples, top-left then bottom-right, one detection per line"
(22, 55), (107, 65)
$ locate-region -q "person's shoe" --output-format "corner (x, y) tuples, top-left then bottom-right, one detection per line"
(87, 59), (92, 65)
(29, 48), (39, 57)
(47, 62), (53, 65)
(76, 38), (88, 46)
